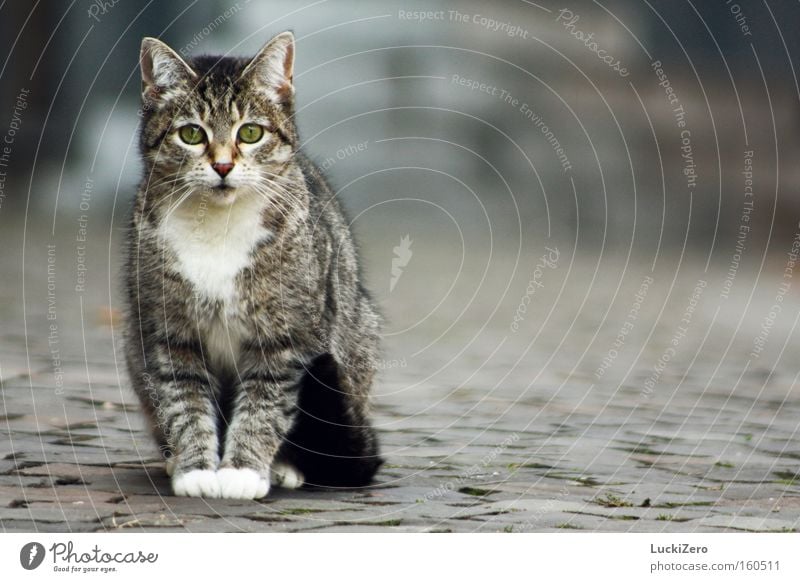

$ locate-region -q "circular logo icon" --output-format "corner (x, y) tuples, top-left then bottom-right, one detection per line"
(20, 542), (45, 570)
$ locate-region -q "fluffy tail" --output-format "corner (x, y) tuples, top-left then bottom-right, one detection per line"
(279, 353), (383, 487)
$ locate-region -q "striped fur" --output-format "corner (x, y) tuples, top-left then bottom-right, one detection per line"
(124, 32), (382, 499)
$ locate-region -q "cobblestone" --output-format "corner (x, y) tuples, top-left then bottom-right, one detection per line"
(1, 225), (799, 532)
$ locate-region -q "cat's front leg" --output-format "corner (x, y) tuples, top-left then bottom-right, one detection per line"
(218, 347), (306, 499)
(144, 339), (222, 498)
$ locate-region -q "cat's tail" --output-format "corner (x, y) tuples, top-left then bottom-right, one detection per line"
(279, 353), (383, 488)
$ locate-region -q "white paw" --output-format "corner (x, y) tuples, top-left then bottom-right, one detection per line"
(217, 467), (270, 499)
(172, 469), (220, 498)
(271, 461), (305, 489)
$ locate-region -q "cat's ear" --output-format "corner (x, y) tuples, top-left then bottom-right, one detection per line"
(240, 31), (295, 104)
(140, 37), (197, 102)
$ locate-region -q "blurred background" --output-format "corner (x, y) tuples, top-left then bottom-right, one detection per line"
(1, 0), (800, 456)
(2, 0), (800, 244)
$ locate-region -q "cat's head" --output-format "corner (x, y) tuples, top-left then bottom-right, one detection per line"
(138, 32), (298, 206)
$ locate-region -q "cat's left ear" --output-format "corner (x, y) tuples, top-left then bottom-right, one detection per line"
(240, 31), (295, 104)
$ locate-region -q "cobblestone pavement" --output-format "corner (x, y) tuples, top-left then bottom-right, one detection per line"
(1, 224), (799, 532)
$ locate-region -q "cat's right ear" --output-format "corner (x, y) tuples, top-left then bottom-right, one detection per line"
(140, 37), (197, 103)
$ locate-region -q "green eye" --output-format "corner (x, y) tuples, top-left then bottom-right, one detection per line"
(178, 124), (206, 145)
(238, 123), (264, 144)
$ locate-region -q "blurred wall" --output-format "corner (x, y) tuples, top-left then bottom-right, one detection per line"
(1, 0), (799, 257)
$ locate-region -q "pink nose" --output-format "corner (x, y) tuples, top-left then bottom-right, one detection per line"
(212, 162), (234, 178)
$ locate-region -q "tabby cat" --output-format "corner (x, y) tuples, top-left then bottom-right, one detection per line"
(124, 32), (383, 499)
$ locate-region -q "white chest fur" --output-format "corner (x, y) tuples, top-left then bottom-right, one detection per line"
(158, 190), (271, 370)
(159, 191), (270, 301)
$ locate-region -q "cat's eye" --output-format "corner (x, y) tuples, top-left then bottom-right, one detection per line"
(178, 124), (206, 145)
(238, 123), (264, 144)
